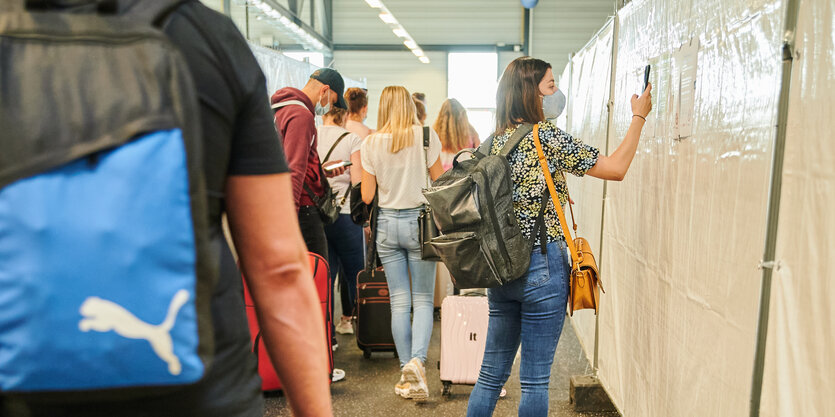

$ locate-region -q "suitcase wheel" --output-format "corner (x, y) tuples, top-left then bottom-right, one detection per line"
(363, 349), (371, 359)
(442, 381), (452, 397)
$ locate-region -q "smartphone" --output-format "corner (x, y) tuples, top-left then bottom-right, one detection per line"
(323, 160), (353, 171)
(643, 64), (651, 92)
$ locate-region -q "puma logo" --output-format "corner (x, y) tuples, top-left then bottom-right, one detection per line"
(78, 289), (190, 375)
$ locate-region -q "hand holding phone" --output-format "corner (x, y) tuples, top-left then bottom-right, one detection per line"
(323, 160), (352, 171)
(643, 65), (651, 92)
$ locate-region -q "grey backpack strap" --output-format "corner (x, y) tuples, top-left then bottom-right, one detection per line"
(497, 123), (535, 157)
(476, 134), (495, 155)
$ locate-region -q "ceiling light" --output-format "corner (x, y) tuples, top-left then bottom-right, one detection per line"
(365, 0), (425, 63)
(378, 12), (397, 24)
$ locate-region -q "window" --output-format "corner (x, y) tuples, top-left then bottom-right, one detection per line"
(447, 52), (499, 140)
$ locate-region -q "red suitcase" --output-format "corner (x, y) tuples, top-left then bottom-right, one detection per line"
(243, 252), (334, 391)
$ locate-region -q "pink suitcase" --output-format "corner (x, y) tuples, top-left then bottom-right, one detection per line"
(439, 295), (489, 396)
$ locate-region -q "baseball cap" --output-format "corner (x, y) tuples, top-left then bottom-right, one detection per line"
(310, 68), (347, 109)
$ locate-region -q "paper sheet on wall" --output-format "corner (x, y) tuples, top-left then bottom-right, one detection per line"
(674, 38), (699, 139)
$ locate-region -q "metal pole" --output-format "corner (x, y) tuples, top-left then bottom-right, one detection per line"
(528, 7), (535, 57)
(749, 0), (802, 415)
(593, 16), (619, 375)
(522, 8), (531, 56)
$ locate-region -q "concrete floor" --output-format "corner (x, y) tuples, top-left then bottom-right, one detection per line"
(264, 303), (619, 417)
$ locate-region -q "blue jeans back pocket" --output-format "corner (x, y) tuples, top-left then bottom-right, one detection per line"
(525, 249), (551, 287)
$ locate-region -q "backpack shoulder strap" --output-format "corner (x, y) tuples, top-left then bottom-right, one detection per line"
(476, 134), (495, 155)
(323, 132), (350, 163)
(497, 123), (534, 157)
(271, 100), (309, 112)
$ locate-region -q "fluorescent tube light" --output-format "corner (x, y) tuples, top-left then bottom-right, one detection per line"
(378, 12), (398, 24)
(419, 56), (430, 64)
(403, 39), (418, 49)
(393, 27), (408, 38)
(365, 0), (384, 8)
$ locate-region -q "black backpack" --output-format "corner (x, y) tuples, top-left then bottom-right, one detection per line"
(423, 124), (537, 288)
(0, 0), (216, 397)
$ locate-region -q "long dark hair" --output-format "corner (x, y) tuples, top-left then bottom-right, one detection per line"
(495, 56), (551, 135)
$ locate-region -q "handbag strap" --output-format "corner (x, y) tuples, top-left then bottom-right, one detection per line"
(421, 126), (431, 189)
(531, 124), (580, 266)
(323, 132), (351, 163)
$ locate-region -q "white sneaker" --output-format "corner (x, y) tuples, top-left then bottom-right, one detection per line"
(335, 317), (354, 335)
(332, 368), (345, 383)
(394, 374), (410, 398)
(401, 358), (429, 400)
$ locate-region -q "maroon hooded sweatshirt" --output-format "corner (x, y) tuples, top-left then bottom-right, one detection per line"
(271, 87), (324, 211)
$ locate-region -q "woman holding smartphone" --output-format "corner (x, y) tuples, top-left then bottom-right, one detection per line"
(466, 57), (652, 416)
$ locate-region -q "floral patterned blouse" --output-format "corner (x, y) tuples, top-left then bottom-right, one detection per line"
(489, 121), (600, 244)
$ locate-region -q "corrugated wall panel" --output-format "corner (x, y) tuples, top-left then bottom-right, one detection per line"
(333, 51), (448, 129)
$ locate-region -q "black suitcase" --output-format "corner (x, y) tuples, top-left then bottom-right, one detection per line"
(355, 266), (396, 358)
(353, 201), (396, 358)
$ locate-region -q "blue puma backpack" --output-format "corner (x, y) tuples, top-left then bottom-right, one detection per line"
(0, 0), (216, 396)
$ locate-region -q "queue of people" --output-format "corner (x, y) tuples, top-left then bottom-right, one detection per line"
(2, 4), (652, 417)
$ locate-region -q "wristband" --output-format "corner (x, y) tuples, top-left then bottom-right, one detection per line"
(633, 114), (646, 121)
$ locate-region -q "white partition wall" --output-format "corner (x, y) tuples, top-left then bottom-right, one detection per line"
(760, 0), (835, 415)
(562, 0), (794, 415)
(562, 19), (616, 367)
(249, 44), (366, 95)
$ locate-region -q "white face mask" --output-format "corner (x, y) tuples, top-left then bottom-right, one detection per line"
(542, 90), (566, 119)
(315, 95), (331, 116)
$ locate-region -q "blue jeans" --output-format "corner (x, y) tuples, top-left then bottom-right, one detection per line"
(376, 208), (436, 367)
(324, 213), (363, 316)
(466, 240), (570, 417)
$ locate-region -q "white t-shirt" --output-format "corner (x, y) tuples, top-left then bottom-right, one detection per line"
(361, 126), (442, 209)
(316, 125), (363, 214)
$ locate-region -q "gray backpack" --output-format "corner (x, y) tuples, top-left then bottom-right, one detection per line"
(423, 124), (538, 288)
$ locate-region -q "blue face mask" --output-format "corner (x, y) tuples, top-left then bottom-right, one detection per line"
(315, 91), (331, 116)
(315, 100), (331, 116)
(542, 90), (566, 120)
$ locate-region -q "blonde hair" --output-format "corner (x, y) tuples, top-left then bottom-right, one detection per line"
(433, 98), (471, 152)
(376, 86), (418, 153)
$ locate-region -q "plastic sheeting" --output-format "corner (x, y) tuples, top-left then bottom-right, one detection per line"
(561, 0), (790, 415)
(760, 0), (835, 415)
(248, 43), (365, 94)
(563, 19), (616, 368)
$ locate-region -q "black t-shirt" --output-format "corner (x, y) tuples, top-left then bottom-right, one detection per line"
(5, 3), (288, 416)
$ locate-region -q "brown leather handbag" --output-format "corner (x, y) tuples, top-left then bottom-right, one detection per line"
(532, 125), (604, 316)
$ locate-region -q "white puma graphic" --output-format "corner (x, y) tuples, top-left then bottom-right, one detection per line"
(78, 289), (190, 376)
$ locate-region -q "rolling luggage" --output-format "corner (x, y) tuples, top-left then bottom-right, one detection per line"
(439, 295), (489, 396)
(354, 203), (396, 358)
(355, 264), (396, 358)
(243, 252), (334, 391)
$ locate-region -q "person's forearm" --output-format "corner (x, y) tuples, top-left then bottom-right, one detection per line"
(226, 174), (332, 417)
(608, 117), (645, 179)
(248, 257), (332, 417)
